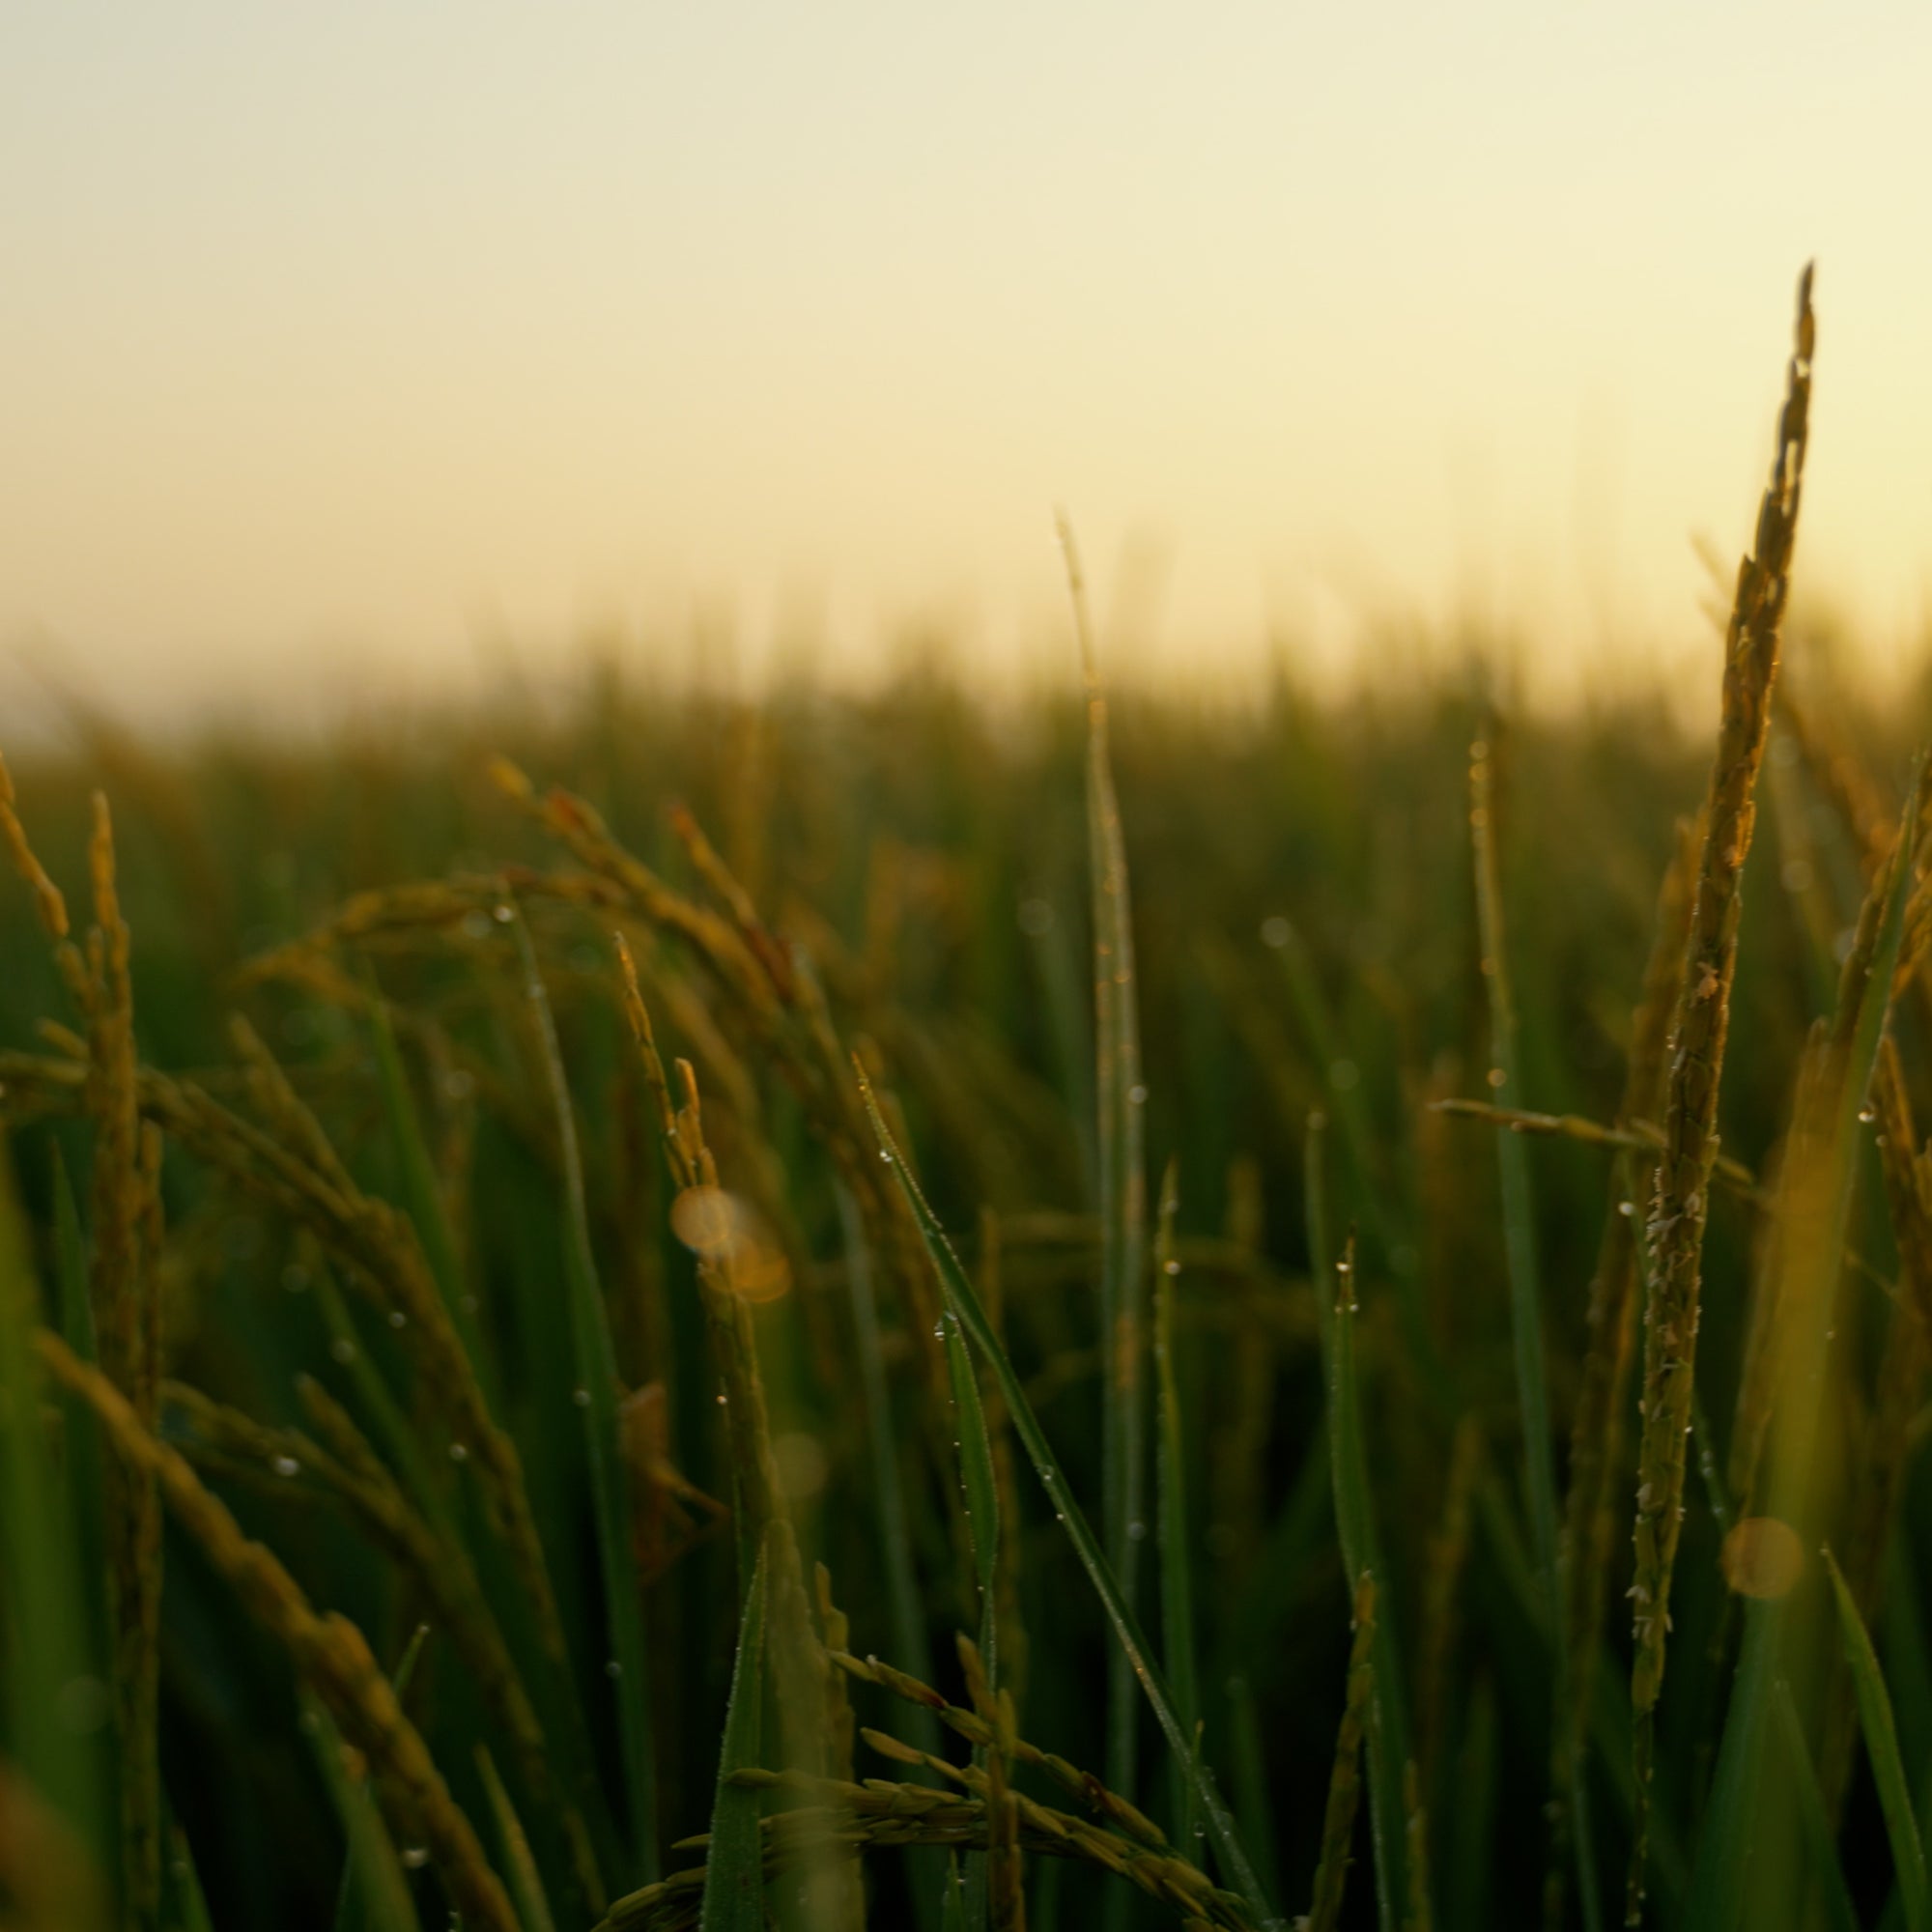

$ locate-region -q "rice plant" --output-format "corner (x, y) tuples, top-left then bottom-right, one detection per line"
(7, 264), (1932, 1931)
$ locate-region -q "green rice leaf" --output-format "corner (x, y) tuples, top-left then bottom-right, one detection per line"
(1773, 1677), (1862, 1932)
(0, 1151), (109, 1867)
(1152, 1158), (1200, 1848)
(365, 984), (483, 1373)
(700, 1540), (770, 1932)
(1307, 1114), (1408, 1932)
(1060, 510), (1151, 1846)
(308, 1695), (419, 1932)
(1827, 1549), (1928, 1932)
(508, 902), (657, 1885)
(477, 1745), (558, 1932)
(856, 1064), (1279, 1931)
(1689, 752), (1926, 1930)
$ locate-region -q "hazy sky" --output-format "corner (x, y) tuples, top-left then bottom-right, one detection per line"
(5, 3), (1930, 717)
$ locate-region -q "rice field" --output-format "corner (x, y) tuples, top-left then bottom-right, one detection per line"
(4, 269), (1931, 1930)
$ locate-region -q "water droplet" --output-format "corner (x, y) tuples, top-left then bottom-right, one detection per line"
(1127, 1084), (1149, 1106)
(1126, 1520), (1147, 1542)
(716, 1392), (728, 1406)
(1486, 1066), (1507, 1090)
(401, 1846), (430, 1869)
(447, 1442), (469, 1463)
(1618, 1202), (1635, 1218)
(1860, 1106), (1877, 1123)
(1163, 1259), (1180, 1276)
(271, 1455), (300, 1478)
(492, 904), (514, 924)
(387, 1310), (407, 1330)
(329, 1337), (356, 1364)
(572, 1387), (591, 1407)
(605, 1659), (623, 1679)
(1260, 916), (1292, 949)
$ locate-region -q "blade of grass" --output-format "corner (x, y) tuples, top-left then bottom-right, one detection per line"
(1225, 1672), (1284, 1909)
(478, 1746), (559, 1932)
(1826, 1548), (1928, 1932)
(1687, 745), (1921, 1931)
(836, 1180), (944, 1930)
(700, 1539), (770, 1932)
(942, 1250), (1000, 1929)
(0, 1146), (110, 1867)
(1772, 1680), (1861, 1932)
(508, 900), (657, 1885)
(1307, 1115), (1409, 1932)
(856, 1063), (1279, 1929)
(365, 981), (484, 1375)
(323, 1624), (431, 1932)
(1059, 511), (1150, 1854)
(1306, 1571), (1378, 1932)
(308, 1693), (420, 1932)
(1153, 1159), (1200, 1849)
(1469, 728), (1601, 1932)
(1266, 920), (1451, 1410)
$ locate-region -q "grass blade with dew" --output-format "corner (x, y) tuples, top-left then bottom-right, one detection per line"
(1772, 1680), (1861, 1932)
(1686, 744), (1922, 1931)
(1266, 917), (1451, 1410)
(1306, 1571), (1378, 1932)
(309, 1694), (419, 1932)
(1825, 1549), (1929, 1932)
(943, 1285), (1001, 1693)
(1469, 727), (1601, 1931)
(855, 1062), (1281, 1930)
(1628, 264), (1815, 1925)
(941, 1234), (1001, 1927)
(837, 1180), (936, 1719)
(364, 978), (484, 1376)
(507, 898), (657, 1884)
(942, 1855), (969, 1932)
(1058, 510), (1151, 1852)
(838, 1181), (945, 1931)
(0, 1148), (111, 1874)
(1307, 1115), (1409, 1931)
(700, 1538), (770, 1932)
(1153, 1158), (1201, 1849)
(478, 1746), (560, 1932)
(317, 1626), (429, 1932)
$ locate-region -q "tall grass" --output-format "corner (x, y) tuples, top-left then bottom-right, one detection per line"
(9, 264), (1932, 1932)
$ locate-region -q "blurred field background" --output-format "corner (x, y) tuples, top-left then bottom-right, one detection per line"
(9, 7), (1932, 1930)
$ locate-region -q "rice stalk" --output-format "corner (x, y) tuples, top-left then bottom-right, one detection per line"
(603, 1767), (1257, 1932)
(1305, 1571), (1377, 1932)
(1626, 263), (1815, 1924)
(1153, 1159), (1201, 1849)
(1057, 510), (1151, 1853)
(856, 1065), (1278, 1927)
(1469, 724), (1598, 1928)
(477, 1745), (560, 1932)
(1823, 1548), (1927, 1932)
(1684, 748), (1921, 1930)
(700, 1537), (770, 1932)
(507, 899), (658, 1881)
(0, 1135), (111, 1874)
(38, 1330), (520, 1932)
(1307, 1121), (1409, 1929)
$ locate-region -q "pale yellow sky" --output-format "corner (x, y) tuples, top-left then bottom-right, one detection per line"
(5, 3), (1931, 721)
